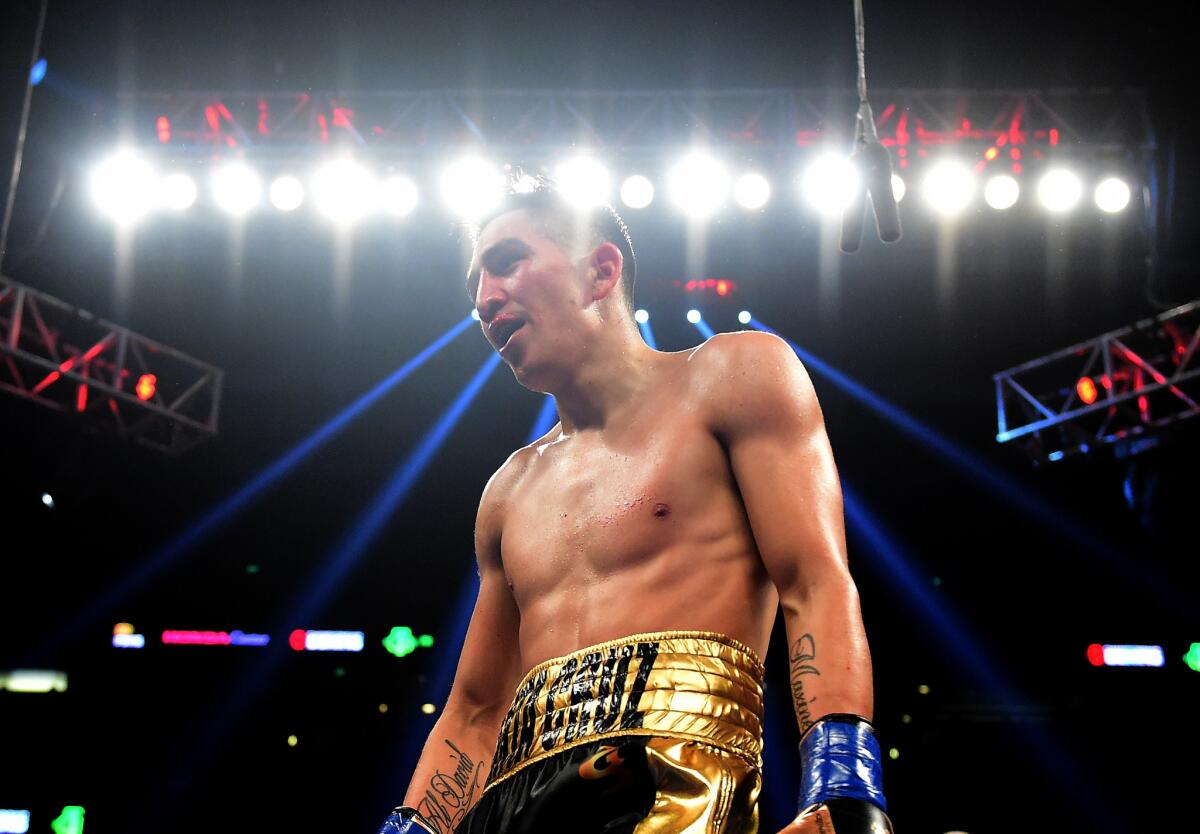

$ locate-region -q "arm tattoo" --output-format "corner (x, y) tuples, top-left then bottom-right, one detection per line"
(789, 633), (822, 734)
(415, 739), (485, 833)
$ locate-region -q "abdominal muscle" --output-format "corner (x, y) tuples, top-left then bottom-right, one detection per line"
(514, 540), (780, 673)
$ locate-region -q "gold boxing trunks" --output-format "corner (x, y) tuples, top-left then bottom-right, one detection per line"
(455, 631), (765, 834)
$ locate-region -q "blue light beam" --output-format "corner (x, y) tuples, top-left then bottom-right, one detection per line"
(527, 394), (559, 444)
(638, 319), (658, 349)
(693, 317), (716, 340)
(841, 481), (1123, 831)
(131, 351), (501, 834)
(750, 318), (1185, 614)
(30, 314), (475, 664)
(288, 351), (503, 629)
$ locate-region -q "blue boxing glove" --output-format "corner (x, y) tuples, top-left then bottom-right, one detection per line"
(790, 714), (893, 834)
(376, 806), (436, 834)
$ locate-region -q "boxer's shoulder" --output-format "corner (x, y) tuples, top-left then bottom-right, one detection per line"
(685, 330), (818, 433)
(687, 328), (799, 375)
(479, 446), (537, 514)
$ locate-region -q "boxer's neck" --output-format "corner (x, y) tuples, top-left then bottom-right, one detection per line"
(549, 322), (659, 436)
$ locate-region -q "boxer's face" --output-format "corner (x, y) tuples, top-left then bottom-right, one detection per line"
(467, 208), (592, 387)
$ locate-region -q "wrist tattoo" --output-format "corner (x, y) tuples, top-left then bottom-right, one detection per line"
(789, 633), (822, 734)
(415, 739), (484, 833)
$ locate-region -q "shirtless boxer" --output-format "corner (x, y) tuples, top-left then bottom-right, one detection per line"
(378, 183), (891, 834)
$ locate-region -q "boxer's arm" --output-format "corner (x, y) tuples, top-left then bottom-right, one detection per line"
(705, 331), (873, 731)
(398, 463), (524, 833)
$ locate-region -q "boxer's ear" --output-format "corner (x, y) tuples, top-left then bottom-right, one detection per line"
(587, 241), (624, 303)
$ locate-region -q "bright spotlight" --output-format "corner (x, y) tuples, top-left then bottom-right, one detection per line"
(984, 175), (1020, 210)
(620, 175), (654, 209)
(554, 156), (611, 208)
(921, 161), (976, 216)
(211, 163), (262, 216)
(470, 309), (481, 321)
(41, 492), (54, 508)
(667, 153), (730, 219)
(801, 153), (860, 217)
(733, 173), (771, 210)
(441, 157), (503, 220)
(269, 176), (304, 211)
(738, 310), (752, 325)
(891, 175), (906, 203)
(90, 150), (158, 225)
(311, 159), (377, 224)
(379, 176), (418, 216)
(1037, 169), (1083, 213)
(634, 309), (650, 324)
(1094, 177), (1131, 213)
(159, 173), (197, 211)
(686, 309), (702, 324)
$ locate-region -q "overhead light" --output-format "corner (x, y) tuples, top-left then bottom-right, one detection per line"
(441, 157), (503, 220)
(211, 162), (262, 216)
(667, 153), (730, 219)
(922, 161), (976, 216)
(1094, 177), (1131, 213)
(620, 175), (654, 209)
(801, 153), (860, 217)
(733, 173), (771, 210)
(1036, 169), (1083, 213)
(554, 156), (611, 208)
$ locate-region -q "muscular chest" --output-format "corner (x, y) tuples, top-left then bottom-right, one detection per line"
(500, 415), (733, 600)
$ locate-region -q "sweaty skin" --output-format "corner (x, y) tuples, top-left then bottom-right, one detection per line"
(400, 206), (872, 834)
(497, 348), (779, 672)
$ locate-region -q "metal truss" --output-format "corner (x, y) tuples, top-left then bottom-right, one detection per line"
(994, 300), (1200, 463)
(124, 87), (1154, 161)
(0, 276), (222, 455)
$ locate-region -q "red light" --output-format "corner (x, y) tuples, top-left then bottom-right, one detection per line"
(716, 280), (729, 297)
(156, 116), (171, 144)
(76, 383), (88, 412)
(1010, 148), (1021, 160)
(1099, 374), (1113, 390)
(136, 374), (157, 401)
(1076, 377), (1098, 405)
(984, 147), (999, 161)
(1049, 128), (1059, 146)
(1012, 163), (1022, 175)
(289, 629), (307, 651)
(1086, 644), (1105, 667)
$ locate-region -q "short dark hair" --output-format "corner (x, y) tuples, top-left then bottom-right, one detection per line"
(470, 177), (638, 316)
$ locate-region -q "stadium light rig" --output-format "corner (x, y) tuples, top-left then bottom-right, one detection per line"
(84, 146), (1139, 229)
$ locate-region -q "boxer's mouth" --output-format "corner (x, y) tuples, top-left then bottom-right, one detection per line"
(492, 318), (525, 350)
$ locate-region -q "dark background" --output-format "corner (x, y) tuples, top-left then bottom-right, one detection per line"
(1, 2), (1197, 833)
